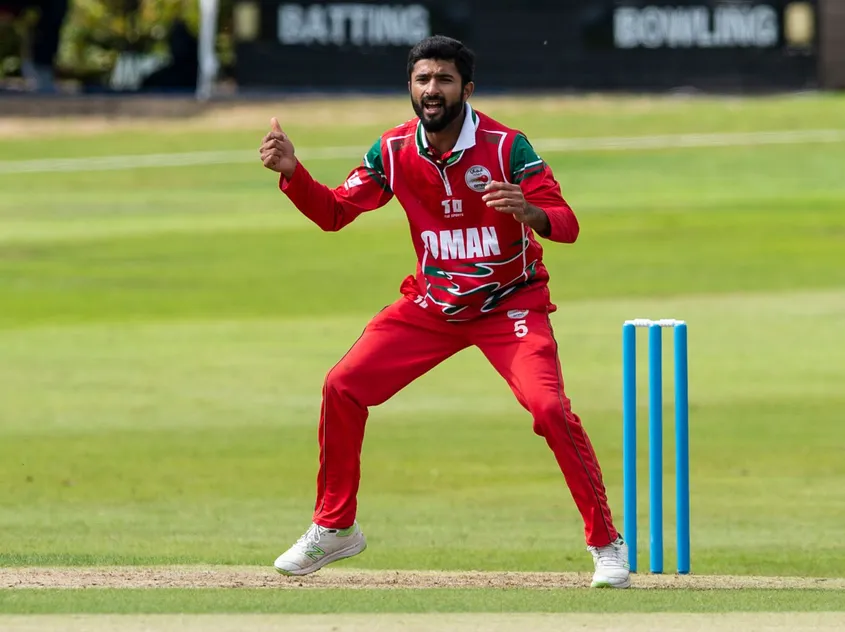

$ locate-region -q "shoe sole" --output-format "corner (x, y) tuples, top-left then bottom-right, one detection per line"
(274, 537), (367, 577)
(591, 577), (632, 589)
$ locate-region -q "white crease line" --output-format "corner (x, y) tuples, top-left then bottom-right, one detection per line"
(2, 129), (844, 175)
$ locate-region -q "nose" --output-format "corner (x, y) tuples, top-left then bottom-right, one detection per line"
(423, 78), (443, 96)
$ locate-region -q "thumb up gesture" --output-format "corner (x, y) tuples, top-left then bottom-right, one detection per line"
(259, 118), (297, 178)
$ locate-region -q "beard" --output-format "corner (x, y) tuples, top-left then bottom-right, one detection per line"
(412, 94), (465, 133)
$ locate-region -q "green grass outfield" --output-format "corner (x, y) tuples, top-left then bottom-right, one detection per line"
(1, 93), (844, 616)
(3, 587), (845, 614)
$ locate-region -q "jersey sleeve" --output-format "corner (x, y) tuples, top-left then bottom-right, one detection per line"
(278, 138), (394, 232)
(510, 134), (579, 243)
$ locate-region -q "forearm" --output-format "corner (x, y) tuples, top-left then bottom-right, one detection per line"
(523, 198), (579, 243)
(518, 171), (579, 243)
(538, 203), (579, 243)
(279, 161), (351, 232)
(280, 160), (392, 232)
(524, 204), (551, 237)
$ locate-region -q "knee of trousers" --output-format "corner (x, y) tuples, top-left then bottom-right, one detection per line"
(529, 398), (568, 436)
(323, 363), (371, 408)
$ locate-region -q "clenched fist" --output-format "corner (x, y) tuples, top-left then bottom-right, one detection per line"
(259, 118), (297, 178)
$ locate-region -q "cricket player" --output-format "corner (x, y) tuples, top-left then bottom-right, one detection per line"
(259, 35), (630, 589)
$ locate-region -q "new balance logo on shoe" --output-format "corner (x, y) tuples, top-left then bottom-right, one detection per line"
(303, 544), (325, 561)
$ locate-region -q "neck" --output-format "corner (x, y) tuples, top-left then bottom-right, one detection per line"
(425, 106), (466, 155)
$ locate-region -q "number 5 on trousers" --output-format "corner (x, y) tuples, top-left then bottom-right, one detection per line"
(514, 319), (528, 338)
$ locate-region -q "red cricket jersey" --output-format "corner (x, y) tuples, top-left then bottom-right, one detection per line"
(279, 103), (579, 321)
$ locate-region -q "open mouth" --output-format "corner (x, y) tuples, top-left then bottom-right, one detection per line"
(423, 100), (444, 116)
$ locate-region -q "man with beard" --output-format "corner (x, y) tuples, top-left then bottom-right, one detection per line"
(259, 35), (630, 589)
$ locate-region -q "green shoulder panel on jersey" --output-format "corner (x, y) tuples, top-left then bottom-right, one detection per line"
(510, 133), (546, 184)
(363, 138), (391, 192)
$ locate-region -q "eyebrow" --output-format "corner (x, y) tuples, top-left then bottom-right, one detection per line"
(414, 71), (456, 80)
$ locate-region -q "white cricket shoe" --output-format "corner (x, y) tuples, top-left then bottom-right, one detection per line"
(274, 521), (367, 576)
(588, 536), (632, 588)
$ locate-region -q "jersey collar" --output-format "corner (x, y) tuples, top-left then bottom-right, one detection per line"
(415, 103), (480, 164)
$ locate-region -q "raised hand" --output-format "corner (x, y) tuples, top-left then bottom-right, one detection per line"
(482, 181), (530, 221)
(259, 118), (297, 178)
(482, 181), (551, 235)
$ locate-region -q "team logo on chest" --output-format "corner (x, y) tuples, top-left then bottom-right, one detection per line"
(465, 165), (492, 192)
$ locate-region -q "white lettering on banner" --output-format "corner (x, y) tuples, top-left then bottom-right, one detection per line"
(420, 227), (502, 261)
(278, 3), (430, 46)
(328, 5), (347, 44)
(278, 5), (303, 44)
(109, 53), (170, 90)
(614, 5), (779, 49)
(349, 5), (368, 45)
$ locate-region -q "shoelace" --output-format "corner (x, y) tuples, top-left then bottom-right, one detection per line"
(590, 544), (626, 568)
(294, 524), (327, 549)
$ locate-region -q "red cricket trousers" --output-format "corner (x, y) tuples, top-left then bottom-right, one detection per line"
(311, 296), (619, 547)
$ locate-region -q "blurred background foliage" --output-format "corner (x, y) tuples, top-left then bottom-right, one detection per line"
(0, 0), (235, 82)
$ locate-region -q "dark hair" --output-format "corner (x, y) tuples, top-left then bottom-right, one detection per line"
(407, 35), (475, 87)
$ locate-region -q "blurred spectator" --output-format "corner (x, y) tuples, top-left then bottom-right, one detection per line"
(0, 0), (68, 92)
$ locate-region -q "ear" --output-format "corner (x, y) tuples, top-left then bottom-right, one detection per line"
(408, 80), (412, 94)
(463, 81), (475, 101)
